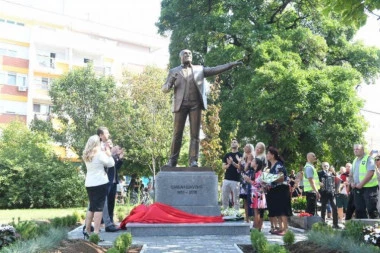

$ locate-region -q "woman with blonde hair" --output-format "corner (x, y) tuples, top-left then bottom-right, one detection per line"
(255, 142), (267, 167)
(238, 144), (255, 223)
(82, 135), (115, 239)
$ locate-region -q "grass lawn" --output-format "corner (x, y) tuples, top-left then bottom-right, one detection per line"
(0, 207), (87, 224)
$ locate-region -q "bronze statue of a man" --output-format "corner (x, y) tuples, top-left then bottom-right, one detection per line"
(162, 49), (242, 167)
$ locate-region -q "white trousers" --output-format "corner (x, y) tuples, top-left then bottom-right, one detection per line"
(222, 179), (240, 210)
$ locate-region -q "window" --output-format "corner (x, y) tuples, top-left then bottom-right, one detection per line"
(16, 75), (27, 86)
(33, 104), (51, 115)
(84, 58), (92, 64)
(50, 53), (56, 68)
(7, 73), (16, 85)
(33, 104), (41, 113)
(41, 77), (49, 89)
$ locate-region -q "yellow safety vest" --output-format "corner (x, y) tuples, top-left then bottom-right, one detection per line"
(353, 155), (378, 188)
(303, 163), (320, 192)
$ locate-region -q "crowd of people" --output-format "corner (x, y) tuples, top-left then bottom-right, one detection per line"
(221, 139), (380, 236)
(221, 139), (292, 235)
(81, 126), (380, 239)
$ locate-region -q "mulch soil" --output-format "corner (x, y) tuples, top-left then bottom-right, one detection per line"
(237, 241), (345, 253)
(48, 239), (143, 253)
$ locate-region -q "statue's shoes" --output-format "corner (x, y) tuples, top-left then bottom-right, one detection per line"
(190, 161), (198, 167)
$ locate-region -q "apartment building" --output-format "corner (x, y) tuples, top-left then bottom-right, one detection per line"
(0, 0), (168, 126)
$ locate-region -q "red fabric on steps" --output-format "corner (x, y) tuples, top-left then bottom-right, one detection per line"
(120, 202), (224, 229)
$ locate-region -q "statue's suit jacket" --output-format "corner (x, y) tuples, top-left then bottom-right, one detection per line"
(162, 63), (237, 113)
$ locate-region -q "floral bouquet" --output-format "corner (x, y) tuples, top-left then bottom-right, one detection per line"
(363, 223), (380, 247)
(258, 172), (283, 184)
(221, 207), (244, 221)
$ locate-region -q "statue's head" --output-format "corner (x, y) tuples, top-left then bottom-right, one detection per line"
(179, 49), (192, 65)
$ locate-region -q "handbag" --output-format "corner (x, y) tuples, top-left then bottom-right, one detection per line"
(258, 193), (267, 209)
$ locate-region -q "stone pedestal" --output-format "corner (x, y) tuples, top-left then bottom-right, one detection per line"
(155, 167), (221, 216)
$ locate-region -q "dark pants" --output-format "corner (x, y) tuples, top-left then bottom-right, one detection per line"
(320, 191), (338, 226)
(305, 192), (317, 215)
(107, 182), (118, 223)
(169, 102), (202, 165)
(353, 186), (379, 219)
(345, 189), (355, 220)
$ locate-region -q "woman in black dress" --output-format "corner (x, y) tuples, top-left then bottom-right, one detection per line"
(265, 147), (292, 235)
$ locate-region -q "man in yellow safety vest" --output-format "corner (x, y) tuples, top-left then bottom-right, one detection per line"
(349, 144), (378, 219)
(303, 152), (321, 215)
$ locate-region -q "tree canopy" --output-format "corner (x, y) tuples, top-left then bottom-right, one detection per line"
(49, 65), (116, 154)
(157, 0), (380, 167)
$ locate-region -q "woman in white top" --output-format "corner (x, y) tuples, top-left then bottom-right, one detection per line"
(83, 135), (115, 238)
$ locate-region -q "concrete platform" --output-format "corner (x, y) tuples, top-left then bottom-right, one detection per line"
(126, 221), (250, 236)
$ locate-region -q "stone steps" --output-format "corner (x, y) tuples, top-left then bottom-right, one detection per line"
(126, 221), (250, 236)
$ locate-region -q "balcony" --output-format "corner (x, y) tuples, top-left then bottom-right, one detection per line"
(34, 55), (67, 75)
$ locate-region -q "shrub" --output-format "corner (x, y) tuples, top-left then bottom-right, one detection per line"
(106, 247), (120, 253)
(89, 233), (100, 245)
(283, 230), (295, 246)
(51, 217), (63, 228)
(0, 122), (87, 209)
(265, 243), (289, 253)
(343, 220), (364, 242)
(250, 229), (268, 252)
(116, 206), (127, 222)
(311, 221), (334, 234)
(68, 214), (78, 226)
(0, 224), (18, 250)
(113, 233), (132, 253)
(73, 211), (82, 223)
(291, 196), (307, 211)
(12, 220), (38, 240)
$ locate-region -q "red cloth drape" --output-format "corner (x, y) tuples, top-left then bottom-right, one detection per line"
(119, 202), (224, 229)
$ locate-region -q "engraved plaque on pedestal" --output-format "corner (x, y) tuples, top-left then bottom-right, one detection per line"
(155, 167), (221, 216)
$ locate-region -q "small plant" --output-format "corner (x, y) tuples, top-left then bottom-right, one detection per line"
(12, 220), (38, 240)
(89, 233), (100, 245)
(113, 232), (132, 253)
(311, 222), (334, 234)
(116, 207), (127, 222)
(73, 211), (82, 223)
(265, 243), (289, 253)
(250, 229), (268, 252)
(50, 217), (63, 228)
(343, 220), (365, 242)
(291, 196), (307, 211)
(0, 224), (18, 250)
(283, 230), (295, 246)
(106, 247), (120, 253)
(117, 212), (124, 223)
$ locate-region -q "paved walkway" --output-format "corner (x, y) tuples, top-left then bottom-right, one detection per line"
(68, 221), (307, 252)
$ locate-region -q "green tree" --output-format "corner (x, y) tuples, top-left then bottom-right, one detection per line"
(0, 121), (86, 208)
(200, 77), (223, 178)
(115, 66), (173, 177)
(322, 0), (380, 28)
(49, 64), (116, 153)
(157, 0), (380, 167)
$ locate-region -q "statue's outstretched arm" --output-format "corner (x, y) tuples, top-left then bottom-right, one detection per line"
(203, 61), (242, 78)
